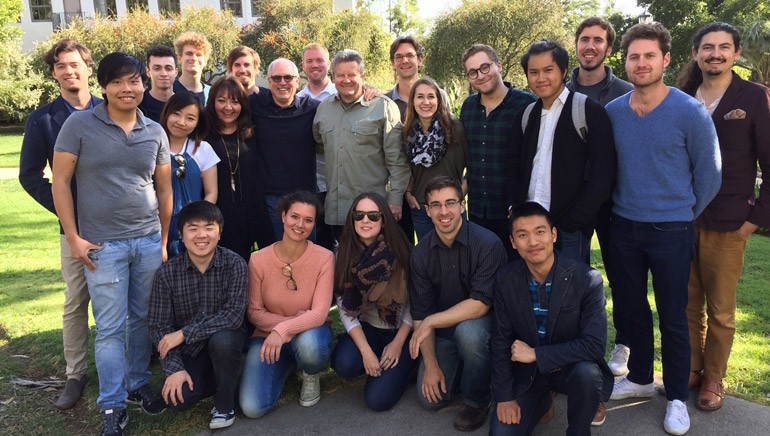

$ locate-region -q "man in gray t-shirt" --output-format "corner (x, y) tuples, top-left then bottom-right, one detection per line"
(52, 52), (172, 436)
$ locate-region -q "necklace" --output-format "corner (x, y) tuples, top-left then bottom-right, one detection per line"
(220, 132), (240, 193)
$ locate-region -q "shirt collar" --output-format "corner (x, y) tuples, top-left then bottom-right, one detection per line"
(182, 246), (224, 273)
(385, 85), (407, 103)
(430, 217), (470, 249)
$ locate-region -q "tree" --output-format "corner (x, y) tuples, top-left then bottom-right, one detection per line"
(323, 7), (392, 85)
(387, 0), (427, 37)
(741, 19), (770, 85)
(0, 0), (41, 122)
(0, 0), (22, 42)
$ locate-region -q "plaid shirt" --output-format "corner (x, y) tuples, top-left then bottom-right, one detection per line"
(148, 246), (247, 375)
(460, 83), (536, 219)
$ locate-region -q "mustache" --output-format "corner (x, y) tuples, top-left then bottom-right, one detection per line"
(705, 57), (726, 63)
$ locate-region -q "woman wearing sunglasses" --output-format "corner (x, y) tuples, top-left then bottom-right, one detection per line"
(159, 92), (219, 257)
(402, 77), (467, 241)
(331, 192), (416, 411)
(240, 191), (334, 418)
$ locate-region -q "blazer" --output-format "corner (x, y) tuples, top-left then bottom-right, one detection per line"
(490, 257), (614, 403)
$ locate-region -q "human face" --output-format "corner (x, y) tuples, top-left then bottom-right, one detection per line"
(282, 202), (316, 242)
(694, 31), (741, 78)
(230, 55), (258, 89)
(181, 44), (207, 77)
(510, 215), (557, 267)
(302, 48), (330, 85)
(576, 25), (612, 72)
(165, 104), (199, 141)
(625, 38), (670, 89)
(101, 73), (145, 113)
(51, 50), (93, 94)
(268, 61), (299, 108)
(392, 42), (422, 80)
(333, 61), (365, 104)
(464, 51), (503, 96)
(146, 55), (177, 91)
(181, 219), (221, 260)
(214, 91), (241, 130)
(526, 52), (566, 108)
(426, 187), (466, 239)
(352, 198), (383, 246)
(413, 83), (438, 124)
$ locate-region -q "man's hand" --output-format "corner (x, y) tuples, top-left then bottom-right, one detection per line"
(162, 370), (193, 406)
(389, 204), (402, 221)
(510, 340), (536, 363)
(409, 317), (433, 359)
(737, 221), (758, 240)
(362, 85), (381, 101)
(68, 236), (100, 272)
(158, 330), (185, 359)
(421, 362), (447, 403)
(405, 192), (421, 210)
(497, 400), (521, 425)
(260, 331), (285, 364)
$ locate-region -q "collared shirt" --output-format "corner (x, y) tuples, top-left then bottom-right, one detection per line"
(695, 87), (724, 116)
(460, 83), (537, 219)
(528, 87), (569, 210)
(409, 220), (506, 338)
(148, 246), (248, 375)
(526, 259), (557, 343)
(297, 82), (337, 191)
(297, 80), (337, 102)
(313, 94), (409, 225)
(384, 85), (408, 120)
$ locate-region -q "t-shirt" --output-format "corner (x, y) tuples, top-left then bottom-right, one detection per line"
(138, 90), (167, 123)
(179, 138), (220, 173)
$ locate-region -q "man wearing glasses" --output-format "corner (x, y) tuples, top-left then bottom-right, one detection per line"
(460, 44), (536, 261)
(409, 176), (506, 431)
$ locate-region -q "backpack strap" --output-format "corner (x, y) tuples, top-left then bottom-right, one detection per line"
(572, 92), (588, 142)
(521, 101), (537, 134)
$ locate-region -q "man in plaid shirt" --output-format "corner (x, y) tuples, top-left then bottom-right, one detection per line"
(148, 201), (247, 430)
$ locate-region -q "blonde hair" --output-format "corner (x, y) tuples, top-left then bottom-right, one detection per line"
(173, 31), (212, 60)
(302, 43), (329, 59)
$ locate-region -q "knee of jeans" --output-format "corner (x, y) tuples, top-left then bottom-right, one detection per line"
(454, 318), (491, 358)
(239, 392), (272, 419)
(365, 388), (397, 412)
(570, 361), (603, 390)
(209, 330), (244, 357)
(294, 329), (331, 372)
(331, 350), (359, 378)
(416, 388), (447, 411)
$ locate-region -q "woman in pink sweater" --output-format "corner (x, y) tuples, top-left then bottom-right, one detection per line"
(239, 191), (334, 418)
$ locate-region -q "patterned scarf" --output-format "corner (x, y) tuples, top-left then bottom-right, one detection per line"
(405, 118), (448, 168)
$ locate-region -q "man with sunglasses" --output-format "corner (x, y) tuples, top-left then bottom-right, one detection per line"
(409, 176), (507, 431)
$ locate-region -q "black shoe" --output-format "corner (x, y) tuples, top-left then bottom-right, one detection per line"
(126, 384), (166, 415)
(100, 408), (128, 436)
(454, 403), (491, 431)
(56, 375), (88, 410)
(210, 407), (236, 429)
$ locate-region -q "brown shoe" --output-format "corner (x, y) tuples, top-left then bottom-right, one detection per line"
(56, 375), (88, 410)
(454, 403), (490, 431)
(696, 379), (724, 411)
(591, 402), (606, 426)
(688, 370), (703, 390)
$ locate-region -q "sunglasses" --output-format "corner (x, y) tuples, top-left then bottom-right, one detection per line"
(282, 264), (298, 291)
(173, 154), (186, 179)
(269, 75), (297, 83)
(351, 210), (383, 222)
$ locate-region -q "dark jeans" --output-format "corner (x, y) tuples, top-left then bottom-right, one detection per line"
(398, 196), (415, 245)
(171, 329), (245, 412)
(489, 361), (604, 436)
(594, 201), (627, 346)
(556, 229), (590, 265)
(608, 216), (693, 401)
(469, 215), (519, 262)
(331, 322), (417, 411)
(315, 192), (336, 251)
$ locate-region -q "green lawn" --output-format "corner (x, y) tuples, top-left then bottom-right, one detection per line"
(0, 133), (23, 168)
(1, 177), (769, 435)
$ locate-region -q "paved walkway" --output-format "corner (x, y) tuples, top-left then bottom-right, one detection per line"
(0, 167), (26, 180)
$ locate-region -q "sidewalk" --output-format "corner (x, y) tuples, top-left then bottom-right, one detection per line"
(0, 167), (51, 180)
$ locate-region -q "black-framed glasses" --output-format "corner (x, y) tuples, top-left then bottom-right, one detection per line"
(282, 264), (298, 291)
(467, 62), (492, 79)
(427, 199), (462, 211)
(394, 53), (417, 62)
(269, 75), (297, 83)
(351, 211), (383, 222)
(174, 154), (186, 179)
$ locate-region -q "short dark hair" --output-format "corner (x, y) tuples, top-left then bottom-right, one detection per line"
(146, 45), (177, 64)
(43, 39), (94, 73)
(390, 36), (424, 62)
(520, 39), (569, 80)
(620, 22), (672, 56)
(575, 17), (617, 48)
(227, 46), (261, 74)
(461, 44), (499, 70)
(177, 200), (224, 233)
(97, 52), (146, 88)
(159, 92), (208, 154)
(277, 190), (322, 221)
(424, 175), (463, 204)
(508, 201), (554, 235)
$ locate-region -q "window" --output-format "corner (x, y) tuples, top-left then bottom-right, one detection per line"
(29, 0), (52, 22)
(221, 0), (242, 17)
(158, 0), (180, 14)
(93, 0), (117, 18)
(125, 0), (148, 10)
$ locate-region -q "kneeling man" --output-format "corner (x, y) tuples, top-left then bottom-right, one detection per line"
(148, 201), (247, 430)
(490, 202), (613, 435)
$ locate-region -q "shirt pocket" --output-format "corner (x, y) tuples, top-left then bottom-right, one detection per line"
(349, 121), (382, 156)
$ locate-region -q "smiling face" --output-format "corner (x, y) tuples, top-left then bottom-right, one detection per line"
(464, 51), (503, 96)
(392, 42), (422, 80)
(282, 202), (316, 243)
(526, 51), (566, 108)
(694, 31), (740, 78)
(353, 198), (383, 246)
(180, 44), (207, 77)
(333, 61), (365, 104)
(510, 214), (557, 267)
(146, 55), (177, 91)
(181, 219), (221, 260)
(413, 83), (438, 124)
(576, 25), (612, 72)
(101, 73), (144, 113)
(165, 103), (199, 141)
(625, 38), (670, 89)
(269, 60), (299, 108)
(302, 48), (330, 85)
(213, 91), (241, 130)
(426, 187), (466, 239)
(230, 55), (258, 89)
(52, 49), (93, 94)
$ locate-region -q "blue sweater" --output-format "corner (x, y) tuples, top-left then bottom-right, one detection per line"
(606, 87), (721, 222)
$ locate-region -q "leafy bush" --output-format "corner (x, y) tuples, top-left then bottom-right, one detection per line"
(0, 39), (43, 122)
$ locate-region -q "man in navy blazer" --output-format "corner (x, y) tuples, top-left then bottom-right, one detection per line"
(490, 202), (613, 435)
(19, 39), (101, 410)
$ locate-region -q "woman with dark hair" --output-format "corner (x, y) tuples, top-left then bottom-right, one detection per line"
(330, 192), (416, 411)
(402, 76), (467, 240)
(239, 191), (334, 418)
(205, 76), (274, 260)
(159, 92), (219, 256)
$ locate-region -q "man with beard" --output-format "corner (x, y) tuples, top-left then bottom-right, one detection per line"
(227, 46), (264, 95)
(138, 45), (177, 122)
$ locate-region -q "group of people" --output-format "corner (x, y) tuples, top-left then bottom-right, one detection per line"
(18, 13), (768, 436)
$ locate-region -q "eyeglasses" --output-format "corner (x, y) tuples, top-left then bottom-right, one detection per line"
(173, 154), (186, 179)
(394, 53), (417, 62)
(467, 62), (493, 79)
(427, 199), (462, 210)
(351, 211), (383, 222)
(282, 264), (297, 291)
(269, 75), (297, 83)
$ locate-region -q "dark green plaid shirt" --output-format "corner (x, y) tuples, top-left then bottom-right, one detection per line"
(460, 83), (536, 219)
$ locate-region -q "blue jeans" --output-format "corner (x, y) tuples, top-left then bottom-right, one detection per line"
(84, 232), (162, 411)
(412, 207), (433, 243)
(239, 325), (332, 418)
(608, 216), (693, 401)
(416, 315), (492, 410)
(331, 322), (417, 411)
(557, 229), (591, 265)
(265, 194), (316, 242)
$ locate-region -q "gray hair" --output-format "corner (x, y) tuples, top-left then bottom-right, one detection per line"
(266, 58), (299, 77)
(331, 49), (365, 76)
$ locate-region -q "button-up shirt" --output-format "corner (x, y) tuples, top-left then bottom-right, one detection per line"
(528, 87), (569, 210)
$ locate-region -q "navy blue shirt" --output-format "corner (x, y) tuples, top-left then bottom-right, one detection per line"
(138, 90), (166, 123)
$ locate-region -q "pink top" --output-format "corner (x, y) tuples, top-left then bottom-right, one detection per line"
(248, 241), (334, 340)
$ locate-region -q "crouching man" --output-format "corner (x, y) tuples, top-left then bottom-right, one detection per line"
(148, 201), (247, 430)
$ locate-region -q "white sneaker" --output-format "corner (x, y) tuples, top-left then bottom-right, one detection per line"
(664, 400), (690, 435)
(608, 344), (630, 376)
(299, 371), (321, 407)
(610, 376), (655, 400)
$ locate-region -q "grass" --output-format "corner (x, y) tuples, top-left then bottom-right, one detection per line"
(1, 177), (769, 434)
(0, 133), (22, 168)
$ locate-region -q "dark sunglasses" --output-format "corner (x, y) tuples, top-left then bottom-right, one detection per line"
(351, 211), (382, 222)
(282, 264), (298, 291)
(173, 154), (186, 179)
(269, 75), (297, 83)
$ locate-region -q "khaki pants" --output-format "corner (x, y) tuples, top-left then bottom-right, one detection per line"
(60, 235), (90, 379)
(687, 225), (748, 382)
